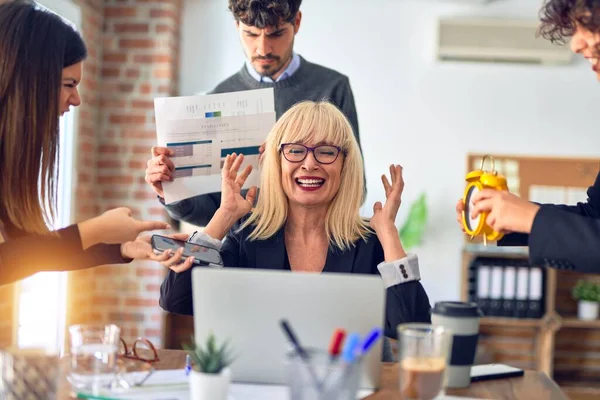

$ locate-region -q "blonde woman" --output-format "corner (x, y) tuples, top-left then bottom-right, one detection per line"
(160, 101), (431, 344)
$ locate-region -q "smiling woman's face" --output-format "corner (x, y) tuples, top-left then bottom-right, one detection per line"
(280, 141), (344, 209)
(570, 23), (600, 81)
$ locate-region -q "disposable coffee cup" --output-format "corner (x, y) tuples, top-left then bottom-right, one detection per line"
(431, 301), (482, 388)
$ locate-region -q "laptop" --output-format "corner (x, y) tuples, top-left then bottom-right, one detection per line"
(191, 267), (386, 389)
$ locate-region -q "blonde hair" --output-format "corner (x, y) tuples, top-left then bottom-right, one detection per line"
(243, 101), (370, 250)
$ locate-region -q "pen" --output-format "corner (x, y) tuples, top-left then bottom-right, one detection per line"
(328, 328), (346, 361)
(358, 327), (382, 359)
(279, 319), (322, 391)
(185, 354), (192, 376)
(340, 332), (361, 364)
(319, 328), (347, 389)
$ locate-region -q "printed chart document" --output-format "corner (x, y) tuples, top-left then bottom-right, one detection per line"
(154, 88), (275, 204)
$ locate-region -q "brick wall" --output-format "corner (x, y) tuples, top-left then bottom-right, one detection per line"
(66, 0), (182, 346)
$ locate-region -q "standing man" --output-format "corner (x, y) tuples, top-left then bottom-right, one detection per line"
(145, 0), (363, 227)
(456, 0), (600, 274)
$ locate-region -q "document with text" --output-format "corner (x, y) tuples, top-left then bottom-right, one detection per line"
(154, 88), (275, 204)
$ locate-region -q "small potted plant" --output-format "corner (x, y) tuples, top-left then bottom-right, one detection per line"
(183, 333), (235, 400)
(572, 280), (600, 320)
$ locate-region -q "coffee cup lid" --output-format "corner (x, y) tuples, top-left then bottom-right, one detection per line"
(432, 301), (482, 318)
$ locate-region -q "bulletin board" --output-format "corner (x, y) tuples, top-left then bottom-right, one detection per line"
(465, 154), (599, 204)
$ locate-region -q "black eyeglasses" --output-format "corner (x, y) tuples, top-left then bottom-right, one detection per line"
(280, 143), (344, 165)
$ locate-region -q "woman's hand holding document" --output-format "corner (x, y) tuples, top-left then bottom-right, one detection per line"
(152, 88), (275, 204)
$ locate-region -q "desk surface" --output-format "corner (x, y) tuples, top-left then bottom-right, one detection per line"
(156, 349), (567, 400)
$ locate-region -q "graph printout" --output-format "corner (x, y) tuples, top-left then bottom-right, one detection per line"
(154, 88), (275, 204)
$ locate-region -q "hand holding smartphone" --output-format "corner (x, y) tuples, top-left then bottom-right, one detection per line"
(151, 235), (223, 266)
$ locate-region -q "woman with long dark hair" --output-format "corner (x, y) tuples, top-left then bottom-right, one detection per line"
(0, 0), (180, 285)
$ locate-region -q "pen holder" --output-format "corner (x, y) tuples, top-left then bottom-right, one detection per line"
(286, 349), (361, 400)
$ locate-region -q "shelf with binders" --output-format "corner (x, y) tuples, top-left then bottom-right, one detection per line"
(463, 253), (546, 320)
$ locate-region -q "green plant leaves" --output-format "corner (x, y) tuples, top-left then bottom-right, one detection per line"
(182, 332), (235, 374)
(572, 280), (600, 302)
(399, 193), (428, 250)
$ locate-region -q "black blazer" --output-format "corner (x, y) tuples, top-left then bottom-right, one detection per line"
(499, 170), (600, 273)
(160, 225), (432, 339)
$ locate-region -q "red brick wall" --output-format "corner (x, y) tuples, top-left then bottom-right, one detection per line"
(92, 0), (181, 345)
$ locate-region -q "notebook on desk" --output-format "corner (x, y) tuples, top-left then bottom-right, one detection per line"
(191, 267), (386, 389)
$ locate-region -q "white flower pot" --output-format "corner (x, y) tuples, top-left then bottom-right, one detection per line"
(578, 300), (599, 320)
(189, 368), (231, 400)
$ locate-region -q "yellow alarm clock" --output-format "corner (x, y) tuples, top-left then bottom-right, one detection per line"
(462, 155), (508, 244)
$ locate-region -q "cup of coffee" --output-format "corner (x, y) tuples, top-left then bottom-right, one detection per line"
(397, 323), (452, 400)
(431, 301), (482, 388)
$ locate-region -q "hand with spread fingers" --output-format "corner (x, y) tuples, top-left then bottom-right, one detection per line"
(370, 164), (407, 261)
(219, 153), (258, 220)
(469, 189), (540, 234)
(144, 146), (175, 198)
(203, 153), (258, 241)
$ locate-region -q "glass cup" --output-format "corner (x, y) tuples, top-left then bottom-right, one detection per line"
(397, 323), (452, 400)
(0, 348), (60, 400)
(67, 324), (120, 393)
(287, 349), (361, 400)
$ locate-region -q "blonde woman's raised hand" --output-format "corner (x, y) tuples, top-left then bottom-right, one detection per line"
(219, 153), (257, 221)
(370, 164), (404, 235)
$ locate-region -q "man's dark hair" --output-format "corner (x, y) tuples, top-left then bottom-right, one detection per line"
(228, 0), (302, 28)
(539, 0), (600, 43)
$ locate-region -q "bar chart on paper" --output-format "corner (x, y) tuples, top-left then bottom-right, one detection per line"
(154, 88), (276, 204)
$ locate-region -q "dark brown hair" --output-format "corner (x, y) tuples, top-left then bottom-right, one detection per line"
(228, 0), (302, 28)
(539, 0), (600, 43)
(0, 0), (87, 234)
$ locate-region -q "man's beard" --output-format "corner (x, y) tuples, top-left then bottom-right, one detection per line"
(252, 51), (293, 79)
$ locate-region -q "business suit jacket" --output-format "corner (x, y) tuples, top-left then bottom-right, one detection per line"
(160, 225), (432, 339)
(499, 170), (600, 273)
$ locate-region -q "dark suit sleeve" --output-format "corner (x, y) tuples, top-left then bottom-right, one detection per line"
(384, 282), (432, 339)
(159, 228), (243, 315)
(0, 225), (126, 286)
(162, 193), (221, 227)
(527, 204), (600, 273)
(369, 240), (431, 339)
(499, 170), (600, 247)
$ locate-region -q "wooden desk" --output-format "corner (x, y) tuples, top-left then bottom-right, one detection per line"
(156, 350), (567, 400)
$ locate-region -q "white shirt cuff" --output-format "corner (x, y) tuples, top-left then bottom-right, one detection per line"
(188, 231), (223, 251)
(377, 253), (421, 289)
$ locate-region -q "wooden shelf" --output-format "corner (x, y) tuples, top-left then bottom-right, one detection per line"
(561, 318), (600, 328)
(479, 317), (542, 328)
(463, 244), (529, 258)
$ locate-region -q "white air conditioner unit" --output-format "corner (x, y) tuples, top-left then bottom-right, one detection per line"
(437, 17), (573, 65)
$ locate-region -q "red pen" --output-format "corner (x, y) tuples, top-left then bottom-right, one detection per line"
(328, 328), (346, 360)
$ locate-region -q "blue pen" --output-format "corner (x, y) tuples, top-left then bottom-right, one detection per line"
(358, 327), (383, 359)
(185, 354), (192, 376)
(341, 333), (361, 363)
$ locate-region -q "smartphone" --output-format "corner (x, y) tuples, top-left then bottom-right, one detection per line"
(470, 364), (524, 382)
(151, 235), (223, 266)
